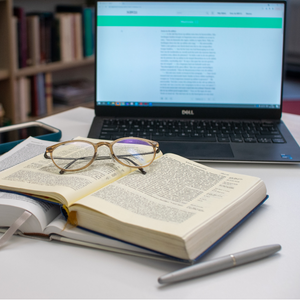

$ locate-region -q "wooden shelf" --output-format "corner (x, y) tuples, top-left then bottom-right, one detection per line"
(15, 56), (95, 77)
(0, 69), (9, 80)
(0, 0), (94, 124)
(25, 101), (94, 122)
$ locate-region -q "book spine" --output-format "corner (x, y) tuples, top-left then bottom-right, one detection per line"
(51, 17), (61, 62)
(44, 14), (54, 64)
(13, 7), (28, 68)
(70, 14), (76, 61)
(17, 77), (31, 122)
(30, 75), (39, 116)
(37, 73), (47, 116)
(12, 16), (19, 70)
(83, 8), (94, 57)
(45, 72), (53, 114)
(26, 16), (40, 66)
(39, 15), (46, 64)
(56, 13), (73, 62)
(74, 13), (83, 60)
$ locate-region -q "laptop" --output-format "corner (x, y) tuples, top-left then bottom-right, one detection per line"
(88, 0), (300, 163)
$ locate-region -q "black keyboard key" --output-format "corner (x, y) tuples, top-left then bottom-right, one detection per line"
(260, 130), (270, 135)
(244, 137), (257, 143)
(217, 133), (229, 138)
(272, 138), (285, 143)
(218, 137), (230, 142)
(102, 126), (118, 131)
(111, 135), (125, 139)
(256, 134), (282, 139)
(165, 132), (177, 137)
(178, 132), (190, 137)
(99, 134), (111, 139)
(257, 138), (272, 143)
(101, 130), (119, 135)
(231, 137), (243, 143)
(152, 132), (164, 137)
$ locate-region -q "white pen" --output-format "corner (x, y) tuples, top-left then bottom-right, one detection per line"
(158, 244), (281, 284)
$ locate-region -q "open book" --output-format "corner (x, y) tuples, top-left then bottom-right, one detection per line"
(0, 137), (267, 261)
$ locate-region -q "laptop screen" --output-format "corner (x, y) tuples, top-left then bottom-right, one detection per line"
(95, 1), (285, 118)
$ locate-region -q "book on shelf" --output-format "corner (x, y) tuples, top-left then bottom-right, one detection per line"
(26, 73), (49, 117)
(51, 17), (61, 62)
(45, 73), (53, 114)
(16, 76), (31, 122)
(36, 73), (47, 116)
(30, 74), (39, 116)
(26, 15), (40, 66)
(13, 7), (28, 68)
(55, 13), (75, 62)
(74, 13), (84, 60)
(0, 137), (268, 262)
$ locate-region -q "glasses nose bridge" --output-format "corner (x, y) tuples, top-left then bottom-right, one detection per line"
(95, 142), (113, 154)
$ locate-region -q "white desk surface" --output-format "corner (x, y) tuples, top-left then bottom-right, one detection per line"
(1, 107), (300, 299)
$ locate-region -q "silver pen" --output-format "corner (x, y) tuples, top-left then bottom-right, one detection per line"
(158, 244), (281, 284)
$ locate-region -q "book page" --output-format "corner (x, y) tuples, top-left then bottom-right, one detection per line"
(74, 153), (265, 238)
(0, 191), (60, 233)
(0, 137), (157, 206)
(0, 136), (55, 172)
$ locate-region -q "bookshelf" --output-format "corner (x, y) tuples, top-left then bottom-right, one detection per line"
(0, 0), (95, 125)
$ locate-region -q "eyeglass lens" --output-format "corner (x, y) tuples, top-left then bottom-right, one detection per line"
(112, 138), (155, 168)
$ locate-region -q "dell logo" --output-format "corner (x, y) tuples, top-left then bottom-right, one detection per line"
(182, 110), (194, 115)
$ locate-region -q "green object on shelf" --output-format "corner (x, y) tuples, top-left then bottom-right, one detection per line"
(83, 7), (94, 57)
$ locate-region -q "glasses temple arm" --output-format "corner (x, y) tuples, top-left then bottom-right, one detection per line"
(110, 154), (147, 175)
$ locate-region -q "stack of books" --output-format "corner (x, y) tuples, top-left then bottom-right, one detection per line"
(52, 79), (94, 106)
(0, 137), (268, 263)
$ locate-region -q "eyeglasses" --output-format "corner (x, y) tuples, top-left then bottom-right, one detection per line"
(44, 137), (160, 175)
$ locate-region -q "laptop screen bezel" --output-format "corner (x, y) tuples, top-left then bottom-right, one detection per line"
(94, 0), (286, 120)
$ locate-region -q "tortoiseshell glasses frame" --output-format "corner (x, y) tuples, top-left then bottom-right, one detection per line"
(44, 137), (160, 175)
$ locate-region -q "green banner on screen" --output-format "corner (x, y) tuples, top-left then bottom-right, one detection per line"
(97, 16), (282, 28)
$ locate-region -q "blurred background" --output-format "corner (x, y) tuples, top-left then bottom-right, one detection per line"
(0, 0), (299, 127)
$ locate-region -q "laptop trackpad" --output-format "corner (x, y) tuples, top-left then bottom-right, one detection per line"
(159, 142), (234, 159)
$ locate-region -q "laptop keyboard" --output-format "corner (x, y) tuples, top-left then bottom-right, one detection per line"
(99, 119), (286, 144)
